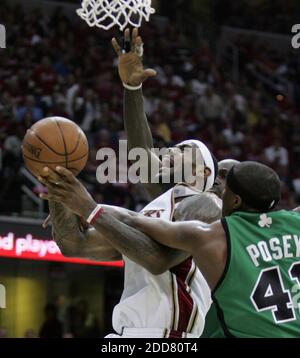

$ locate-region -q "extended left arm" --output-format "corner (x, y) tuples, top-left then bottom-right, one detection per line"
(39, 166), (227, 288)
(90, 207), (189, 274)
(103, 213), (227, 290)
(120, 215), (203, 253)
(115, 215), (227, 290)
(39, 167), (189, 274)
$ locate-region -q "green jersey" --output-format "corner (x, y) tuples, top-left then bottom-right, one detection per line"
(201, 303), (223, 338)
(213, 210), (300, 338)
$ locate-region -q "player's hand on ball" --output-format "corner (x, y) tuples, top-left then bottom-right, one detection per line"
(112, 28), (156, 86)
(38, 167), (97, 219)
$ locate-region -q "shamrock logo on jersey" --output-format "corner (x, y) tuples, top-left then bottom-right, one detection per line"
(258, 214), (272, 228)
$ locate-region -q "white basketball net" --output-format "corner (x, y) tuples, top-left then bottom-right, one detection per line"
(76, 0), (155, 31)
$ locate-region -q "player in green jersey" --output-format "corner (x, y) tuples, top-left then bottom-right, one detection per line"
(39, 160), (300, 337)
(119, 161), (300, 337)
(175, 159), (240, 338)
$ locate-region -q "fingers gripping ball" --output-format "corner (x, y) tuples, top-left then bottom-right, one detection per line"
(22, 117), (89, 178)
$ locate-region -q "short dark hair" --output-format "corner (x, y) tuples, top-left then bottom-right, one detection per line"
(227, 161), (281, 211)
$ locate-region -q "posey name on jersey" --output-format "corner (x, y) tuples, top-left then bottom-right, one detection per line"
(246, 234), (300, 267)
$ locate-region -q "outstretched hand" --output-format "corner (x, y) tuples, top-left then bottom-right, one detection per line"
(112, 28), (156, 86)
(38, 167), (97, 220)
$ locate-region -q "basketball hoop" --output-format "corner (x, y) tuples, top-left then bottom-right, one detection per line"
(76, 0), (155, 31)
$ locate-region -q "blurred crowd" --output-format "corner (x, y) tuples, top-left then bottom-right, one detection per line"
(0, 298), (100, 338)
(214, 0), (299, 33)
(1, 1), (300, 216)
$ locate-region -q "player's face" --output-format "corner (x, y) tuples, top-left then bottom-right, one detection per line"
(214, 167), (228, 194)
(222, 185), (236, 217)
(158, 144), (203, 184)
(214, 160), (240, 197)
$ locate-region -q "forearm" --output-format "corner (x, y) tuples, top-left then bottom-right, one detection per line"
(124, 89), (164, 198)
(128, 216), (186, 250)
(49, 201), (120, 261)
(123, 214), (202, 254)
(99, 206), (182, 253)
(89, 208), (188, 274)
(124, 89), (154, 150)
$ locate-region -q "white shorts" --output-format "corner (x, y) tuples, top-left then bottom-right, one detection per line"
(105, 328), (199, 338)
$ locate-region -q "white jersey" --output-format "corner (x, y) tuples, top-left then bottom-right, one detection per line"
(111, 185), (212, 338)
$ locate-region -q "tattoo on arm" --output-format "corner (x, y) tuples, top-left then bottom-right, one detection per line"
(49, 201), (84, 256)
(91, 211), (188, 274)
(49, 202), (121, 261)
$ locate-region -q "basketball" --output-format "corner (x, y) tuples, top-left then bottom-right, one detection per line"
(22, 117), (89, 178)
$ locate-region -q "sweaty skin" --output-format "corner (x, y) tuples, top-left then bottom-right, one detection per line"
(40, 164), (222, 276)
(44, 171), (188, 274)
(42, 159), (238, 275)
(42, 169), (227, 290)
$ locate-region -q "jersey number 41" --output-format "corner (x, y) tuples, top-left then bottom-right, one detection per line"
(251, 263), (300, 324)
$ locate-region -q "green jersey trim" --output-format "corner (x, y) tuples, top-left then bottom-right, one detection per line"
(213, 298), (236, 338)
(211, 218), (236, 338)
(212, 218), (231, 295)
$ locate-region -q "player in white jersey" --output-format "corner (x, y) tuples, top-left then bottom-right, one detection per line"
(109, 145), (216, 338)
(41, 139), (218, 337)
(106, 29), (216, 337)
(40, 29), (223, 338)
(40, 158), (238, 338)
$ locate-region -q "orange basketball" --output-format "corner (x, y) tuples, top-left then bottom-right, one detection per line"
(22, 117), (89, 178)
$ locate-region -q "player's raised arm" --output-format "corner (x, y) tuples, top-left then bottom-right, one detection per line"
(112, 29), (164, 199)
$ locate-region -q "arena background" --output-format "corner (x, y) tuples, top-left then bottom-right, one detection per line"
(0, 0), (300, 338)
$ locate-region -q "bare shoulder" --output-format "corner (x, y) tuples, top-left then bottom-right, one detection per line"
(188, 219), (227, 290)
(174, 192), (222, 223)
(189, 219), (224, 239)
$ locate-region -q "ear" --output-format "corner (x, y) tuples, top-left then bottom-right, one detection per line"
(204, 167), (211, 178)
(233, 195), (242, 209)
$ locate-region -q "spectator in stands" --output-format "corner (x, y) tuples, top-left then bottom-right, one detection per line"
(1, 1), (300, 216)
(264, 135), (289, 168)
(16, 95), (43, 123)
(39, 303), (63, 338)
(190, 71), (208, 96)
(292, 168), (300, 202)
(76, 300), (100, 338)
(195, 85), (224, 125)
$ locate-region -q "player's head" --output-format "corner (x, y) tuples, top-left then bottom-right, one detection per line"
(213, 159), (240, 198)
(222, 161), (281, 217)
(158, 139), (217, 192)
